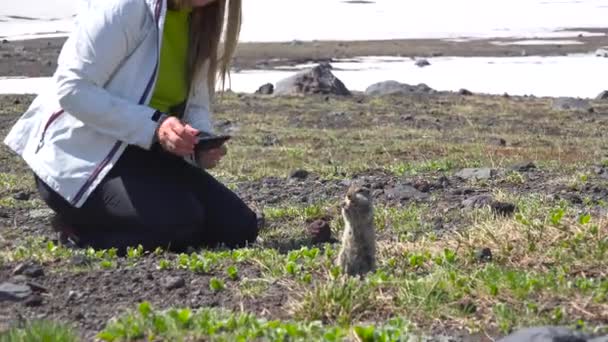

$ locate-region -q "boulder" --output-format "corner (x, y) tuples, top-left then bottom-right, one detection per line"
(596, 90), (608, 100)
(459, 88), (473, 96)
(596, 47), (608, 57)
(415, 59), (431, 67)
(365, 81), (435, 96)
(274, 63), (351, 96)
(255, 83), (274, 95)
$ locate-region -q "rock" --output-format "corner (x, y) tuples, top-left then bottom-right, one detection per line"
(455, 168), (495, 181)
(307, 219), (332, 243)
(162, 276), (185, 291)
(0, 282), (32, 301)
(462, 194), (494, 209)
(597, 90), (608, 100)
(0, 208), (9, 219)
(255, 83), (274, 95)
(365, 81), (435, 96)
(415, 58), (431, 67)
(12, 262), (44, 278)
(496, 326), (589, 342)
(24, 294), (43, 307)
(70, 254), (92, 266)
(476, 248), (492, 262)
(289, 169), (310, 180)
(385, 185), (429, 201)
(458, 88), (473, 96)
(12, 192), (30, 201)
(1, 39), (8, 44)
(552, 97), (592, 111)
(491, 202), (517, 217)
(28, 209), (54, 219)
(274, 63), (351, 96)
(261, 134), (280, 147)
(596, 47), (608, 57)
(510, 161), (537, 172)
(489, 137), (507, 147)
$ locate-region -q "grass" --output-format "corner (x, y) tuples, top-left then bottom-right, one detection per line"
(1, 93), (608, 340)
(0, 320), (78, 342)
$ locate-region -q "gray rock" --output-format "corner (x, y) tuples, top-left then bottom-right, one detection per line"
(12, 262), (44, 278)
(597, 90), (608, 100)
(0, 282), (32, 301)
(24, 294), (43, 307)
(12, 192), (30, 201)
(552, 97), (592, 111)
(274, 63), (351, 96)
(415, 59), (431, 67)
(510, 161), (537, 172)
(596, 47), (608, 57)
(497, 326), (588, 342)
(385, 185), (429, 201)
(455, 168), (495, 181)
(458, 88), (473, 96)
(28, 209), (54, 219)
(289, 169), (310, 180)
(462, 194), (494, 209)
(365, 81), (436, 96)
(255, 83), (274, 95)
(476, 248), (492, 262)
(162, 276), (185, 291)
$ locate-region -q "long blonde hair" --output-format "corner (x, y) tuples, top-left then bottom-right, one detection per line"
(168, 0), (241, 99)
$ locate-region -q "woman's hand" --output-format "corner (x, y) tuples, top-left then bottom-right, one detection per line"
(156, 116), (199, 156)
(196, 145), (227, 169)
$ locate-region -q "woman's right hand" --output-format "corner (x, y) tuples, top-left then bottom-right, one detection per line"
(156, 116), (199, 156)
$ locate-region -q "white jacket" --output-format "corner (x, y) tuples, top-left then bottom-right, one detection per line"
(3, 0), (214, 208)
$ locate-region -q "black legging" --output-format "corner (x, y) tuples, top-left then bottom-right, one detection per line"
(35, 144), (258, 252)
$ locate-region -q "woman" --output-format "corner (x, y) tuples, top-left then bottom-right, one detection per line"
(3, 0), (259, 252)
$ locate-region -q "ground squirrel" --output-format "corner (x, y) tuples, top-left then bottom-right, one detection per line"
(336, 184), (376, 276)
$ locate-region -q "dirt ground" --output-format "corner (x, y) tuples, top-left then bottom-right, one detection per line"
(1, 91), (608, 340)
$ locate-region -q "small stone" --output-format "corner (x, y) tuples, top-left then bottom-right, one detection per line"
(162, 276), (185, 291)
(289, 169), (310, 180)
(510, 161), (536, 172)
(0, 208), (9, 218)
(385, 184), (429, 201)
(255, 83), (274, 95)
(1, 39), (8, 44)
(489, 137), (507, 147)
(476, 248), (493, 262)
(462, 194), (494, 209)
(261, 134), (279, 147)
(415, 59), (431, 67)
(28, 209), (54, 219)
(13, 99), (20, 105)
(0, 282), (32, 301)
(24, 294), (43, 307)
(307, 219), (332, 243)
(26, 282), (48, 293)
(491, 202), (517, 217)
(455, 168), (495, 181)
(13, 262), (44, 278)
(458, 88), (473, 96)
(70, 254), (92, 266)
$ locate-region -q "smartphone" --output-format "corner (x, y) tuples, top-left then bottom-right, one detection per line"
(195, 134), (231, 151)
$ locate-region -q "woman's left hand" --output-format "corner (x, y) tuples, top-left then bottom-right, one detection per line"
(196, 144), (227, 169)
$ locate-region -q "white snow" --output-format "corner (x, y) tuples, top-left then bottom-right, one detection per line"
(1, 0), (606, 42)
(2, 54), (606, 98)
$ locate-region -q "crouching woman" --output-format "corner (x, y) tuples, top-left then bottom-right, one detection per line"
(3, 0), (259, 252)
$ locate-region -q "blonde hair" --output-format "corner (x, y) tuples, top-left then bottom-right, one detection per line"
(168, 0), (241, 99)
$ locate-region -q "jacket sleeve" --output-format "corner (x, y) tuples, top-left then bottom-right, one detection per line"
(54, 0), (161, 150)
(182, 60), (216, 168)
